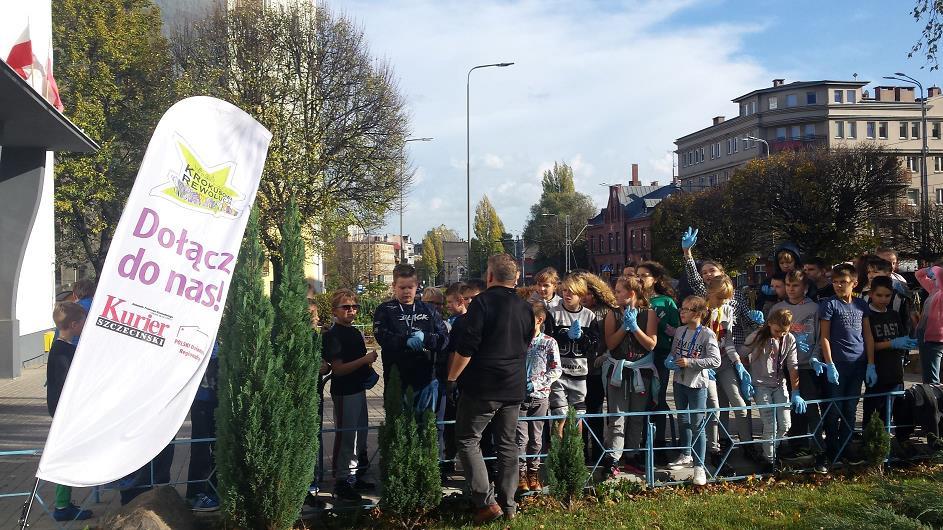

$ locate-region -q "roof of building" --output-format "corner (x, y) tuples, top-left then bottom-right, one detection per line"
(731, 80), (869, 103)
(589, 184), (679, 226)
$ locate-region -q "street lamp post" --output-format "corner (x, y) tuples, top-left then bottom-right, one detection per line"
(467, 62), (514, 261)
(745, 135), (770, 158)
(400, 137), (433, 264)
(885, 73), (930, 262)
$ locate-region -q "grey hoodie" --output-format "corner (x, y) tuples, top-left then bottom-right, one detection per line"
(770, 297), (820, 368)
(669, 325), (721, 389)
(747, 330), (798, 388)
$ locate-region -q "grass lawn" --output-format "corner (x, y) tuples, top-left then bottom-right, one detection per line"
(321, 465), (943, 529)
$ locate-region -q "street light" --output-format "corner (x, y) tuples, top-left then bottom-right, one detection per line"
(400, 137), (433, 264)
(744, 135), (770, 158)
(467, 62), (514, 261)
(884, 73), (930, 262)
(540, 212), (589, 273)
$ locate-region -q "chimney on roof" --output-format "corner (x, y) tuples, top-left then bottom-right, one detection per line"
(930, 86), (942, 98)
(895, 86), (915, 102)
(630, 163), (640, 186)
(712, 116), (725, 126)
(772, 78), (785, 87)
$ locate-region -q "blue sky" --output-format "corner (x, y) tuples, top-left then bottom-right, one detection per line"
(332, 0), (940, 243)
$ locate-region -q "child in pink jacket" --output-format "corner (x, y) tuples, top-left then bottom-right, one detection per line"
(916, 265), (943, 383)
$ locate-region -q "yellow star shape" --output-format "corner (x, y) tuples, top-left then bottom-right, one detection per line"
(162, 141), (240, 216)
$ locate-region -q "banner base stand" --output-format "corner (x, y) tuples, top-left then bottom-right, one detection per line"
(18, 477), (40, 530)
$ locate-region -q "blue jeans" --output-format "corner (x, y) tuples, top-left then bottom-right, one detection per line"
(824, 360), (865, 459)
(674, 383), (708, 466)
(920, 341), (943, 384)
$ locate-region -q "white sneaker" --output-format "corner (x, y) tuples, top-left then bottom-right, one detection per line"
(667, 454), (693, 469)
(693, 466), (707, 486)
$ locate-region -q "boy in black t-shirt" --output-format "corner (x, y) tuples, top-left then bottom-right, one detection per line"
(864, 276), (917, 428)
(47, 302), (93, 522)
(323, 289), (378, 501)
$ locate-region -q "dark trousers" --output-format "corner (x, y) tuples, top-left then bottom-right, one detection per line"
(437, 385), (458, 465)
(652, 359), (672, 446)
(456, 395), (520, 515)
(186, 400), (218, 499)
(824, 361), (866, 459)
(788, 368), (826, 451)
(119, 443), (175, 505)
(584, 372), (605, 463)
(863, 382), (902, 433)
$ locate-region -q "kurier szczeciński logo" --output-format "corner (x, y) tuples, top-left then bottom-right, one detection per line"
(153, 137), (242, 218)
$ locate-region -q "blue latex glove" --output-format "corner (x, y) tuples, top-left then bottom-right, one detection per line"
(567, 320), (583, 340)
(795, 333), (811, 354)
(664, 356), (678, 370)
(707, 368), (716, 381)
(622, 307), (639, 332)
(406, 330), (425, 351)
(825, 362), (840, 385)
(866, 364), (878, 387)
(761, 284), (774, 296)
(735, 362), (752, 385)
(747, 309), (765, 325)
(740, 378), (755, 399)
(890, 336), (918, 350)
(928, 267), (937, 280)
(790, 390), (807, 414)
(681, 226), (698, 250)
(810, 357), (826, 376)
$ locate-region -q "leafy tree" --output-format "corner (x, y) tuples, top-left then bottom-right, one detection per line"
(911, 1), (943, 69)
(523, 162), (598, 273)
(419, 234), (439, 285)
(171, 1), (410, 281)
(547, 406), (589, 505)
(52, 0), (175, 278)
(470, 195), (507, 277)
(216, 204), (322, 529)
(418, 225), (460, 284)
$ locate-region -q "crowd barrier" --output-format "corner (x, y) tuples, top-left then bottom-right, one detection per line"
(5, 390), (917, 528)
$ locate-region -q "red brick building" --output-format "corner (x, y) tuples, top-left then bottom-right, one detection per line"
(585, 165), (680, 280)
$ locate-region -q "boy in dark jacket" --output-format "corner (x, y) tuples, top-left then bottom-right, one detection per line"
(373, 264), (449, 412)
(46, 302), (93, 522)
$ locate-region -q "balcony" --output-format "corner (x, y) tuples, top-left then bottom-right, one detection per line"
(769, 134), (828, 153)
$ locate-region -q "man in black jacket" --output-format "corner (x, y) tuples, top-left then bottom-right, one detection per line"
(374, 263), (449, 412)
(448, 254), (534, 524)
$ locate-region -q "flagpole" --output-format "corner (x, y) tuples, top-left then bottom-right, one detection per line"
(18, 478), (40, 530)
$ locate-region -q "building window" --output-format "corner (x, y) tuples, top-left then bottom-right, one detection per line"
(726, 138), (732, 155)
(900, 122), (909, 139)
(790, 125), (800, 140)
(937, 188), (943, 205)
(867, 122), (876, 138)
(879, 121), (888, 139)
(630, 230), (637, 250)
(608, 233), (613, 253)
(934, 122), (941, 139)
(709, 174), (717, 186)
(599, 235), (603, 252)
(734, 136), (739, 152)
(806, 91), (817, 104)
(835, 121), (844, 138)
(716, 142), (721, 157)
(751, 100), (756, 114)
(805, 124), (815, 138)
(710, 144), (715, 160)
(700, 147), (705, 161)
(616, 232), (620, 251)
(847, 90), (857, 103)
(834, 90), (843, 103)
(912, 122), (921, 139)
(769, 96), (778, 110)
(935, 156), (942, 172)
(699, 176), (705, 188)
(641, 230), (647, 249)
(786, 94), (797, 107)
(776, 127), (786, 141)
(849, 121), (857, 138)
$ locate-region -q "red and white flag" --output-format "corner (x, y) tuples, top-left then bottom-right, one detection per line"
(6, 25), (32, 80)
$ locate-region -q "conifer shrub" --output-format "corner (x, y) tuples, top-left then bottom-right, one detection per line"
(862, 410), (891, 475)
(547, 406), (590, 504)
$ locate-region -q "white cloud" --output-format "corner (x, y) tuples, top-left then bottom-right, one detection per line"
(335, 0), (770, 240)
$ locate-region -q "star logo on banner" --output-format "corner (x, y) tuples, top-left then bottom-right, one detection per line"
(153, 138), (242, 218)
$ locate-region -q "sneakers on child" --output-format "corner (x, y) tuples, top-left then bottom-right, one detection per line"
(334, 481), (363, 501)
(692, 466), (707, 486)
(190, 493), (220, 512)
(52, 504), (92, 522)
(667, 454), (693, 469)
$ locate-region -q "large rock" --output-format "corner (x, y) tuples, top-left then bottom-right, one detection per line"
(98, 486), (198, 530)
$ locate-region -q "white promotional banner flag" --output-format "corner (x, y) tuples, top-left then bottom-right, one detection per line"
(37, 97), (271, 487)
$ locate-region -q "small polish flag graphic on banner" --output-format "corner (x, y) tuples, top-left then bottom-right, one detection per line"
(6, 26), (33, 80)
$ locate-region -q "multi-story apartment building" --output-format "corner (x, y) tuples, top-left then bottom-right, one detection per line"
(585, 164), (680, 279)
(675, 78), (943, 207)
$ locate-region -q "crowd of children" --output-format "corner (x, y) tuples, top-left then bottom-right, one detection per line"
(42, 231), (943, 523)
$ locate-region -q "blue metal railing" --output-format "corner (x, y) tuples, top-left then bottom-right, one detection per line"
(4, 390), (914, 528)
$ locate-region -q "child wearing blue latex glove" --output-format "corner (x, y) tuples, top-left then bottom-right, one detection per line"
(863, 276), (914, 427)
(666, 295), (720, 486)
(407, 330), (425, 350)
(548, 273), (599, 437)
(818, 263), (873, 464)
(746, 308), (803, 473)
(771, 270), (827, 470)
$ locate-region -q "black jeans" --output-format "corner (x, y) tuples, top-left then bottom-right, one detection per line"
(456, 395), (521, 514)
(584, 372), (605, 463)
(789, 368), (826, 452)
(186, 399), (218, 499)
